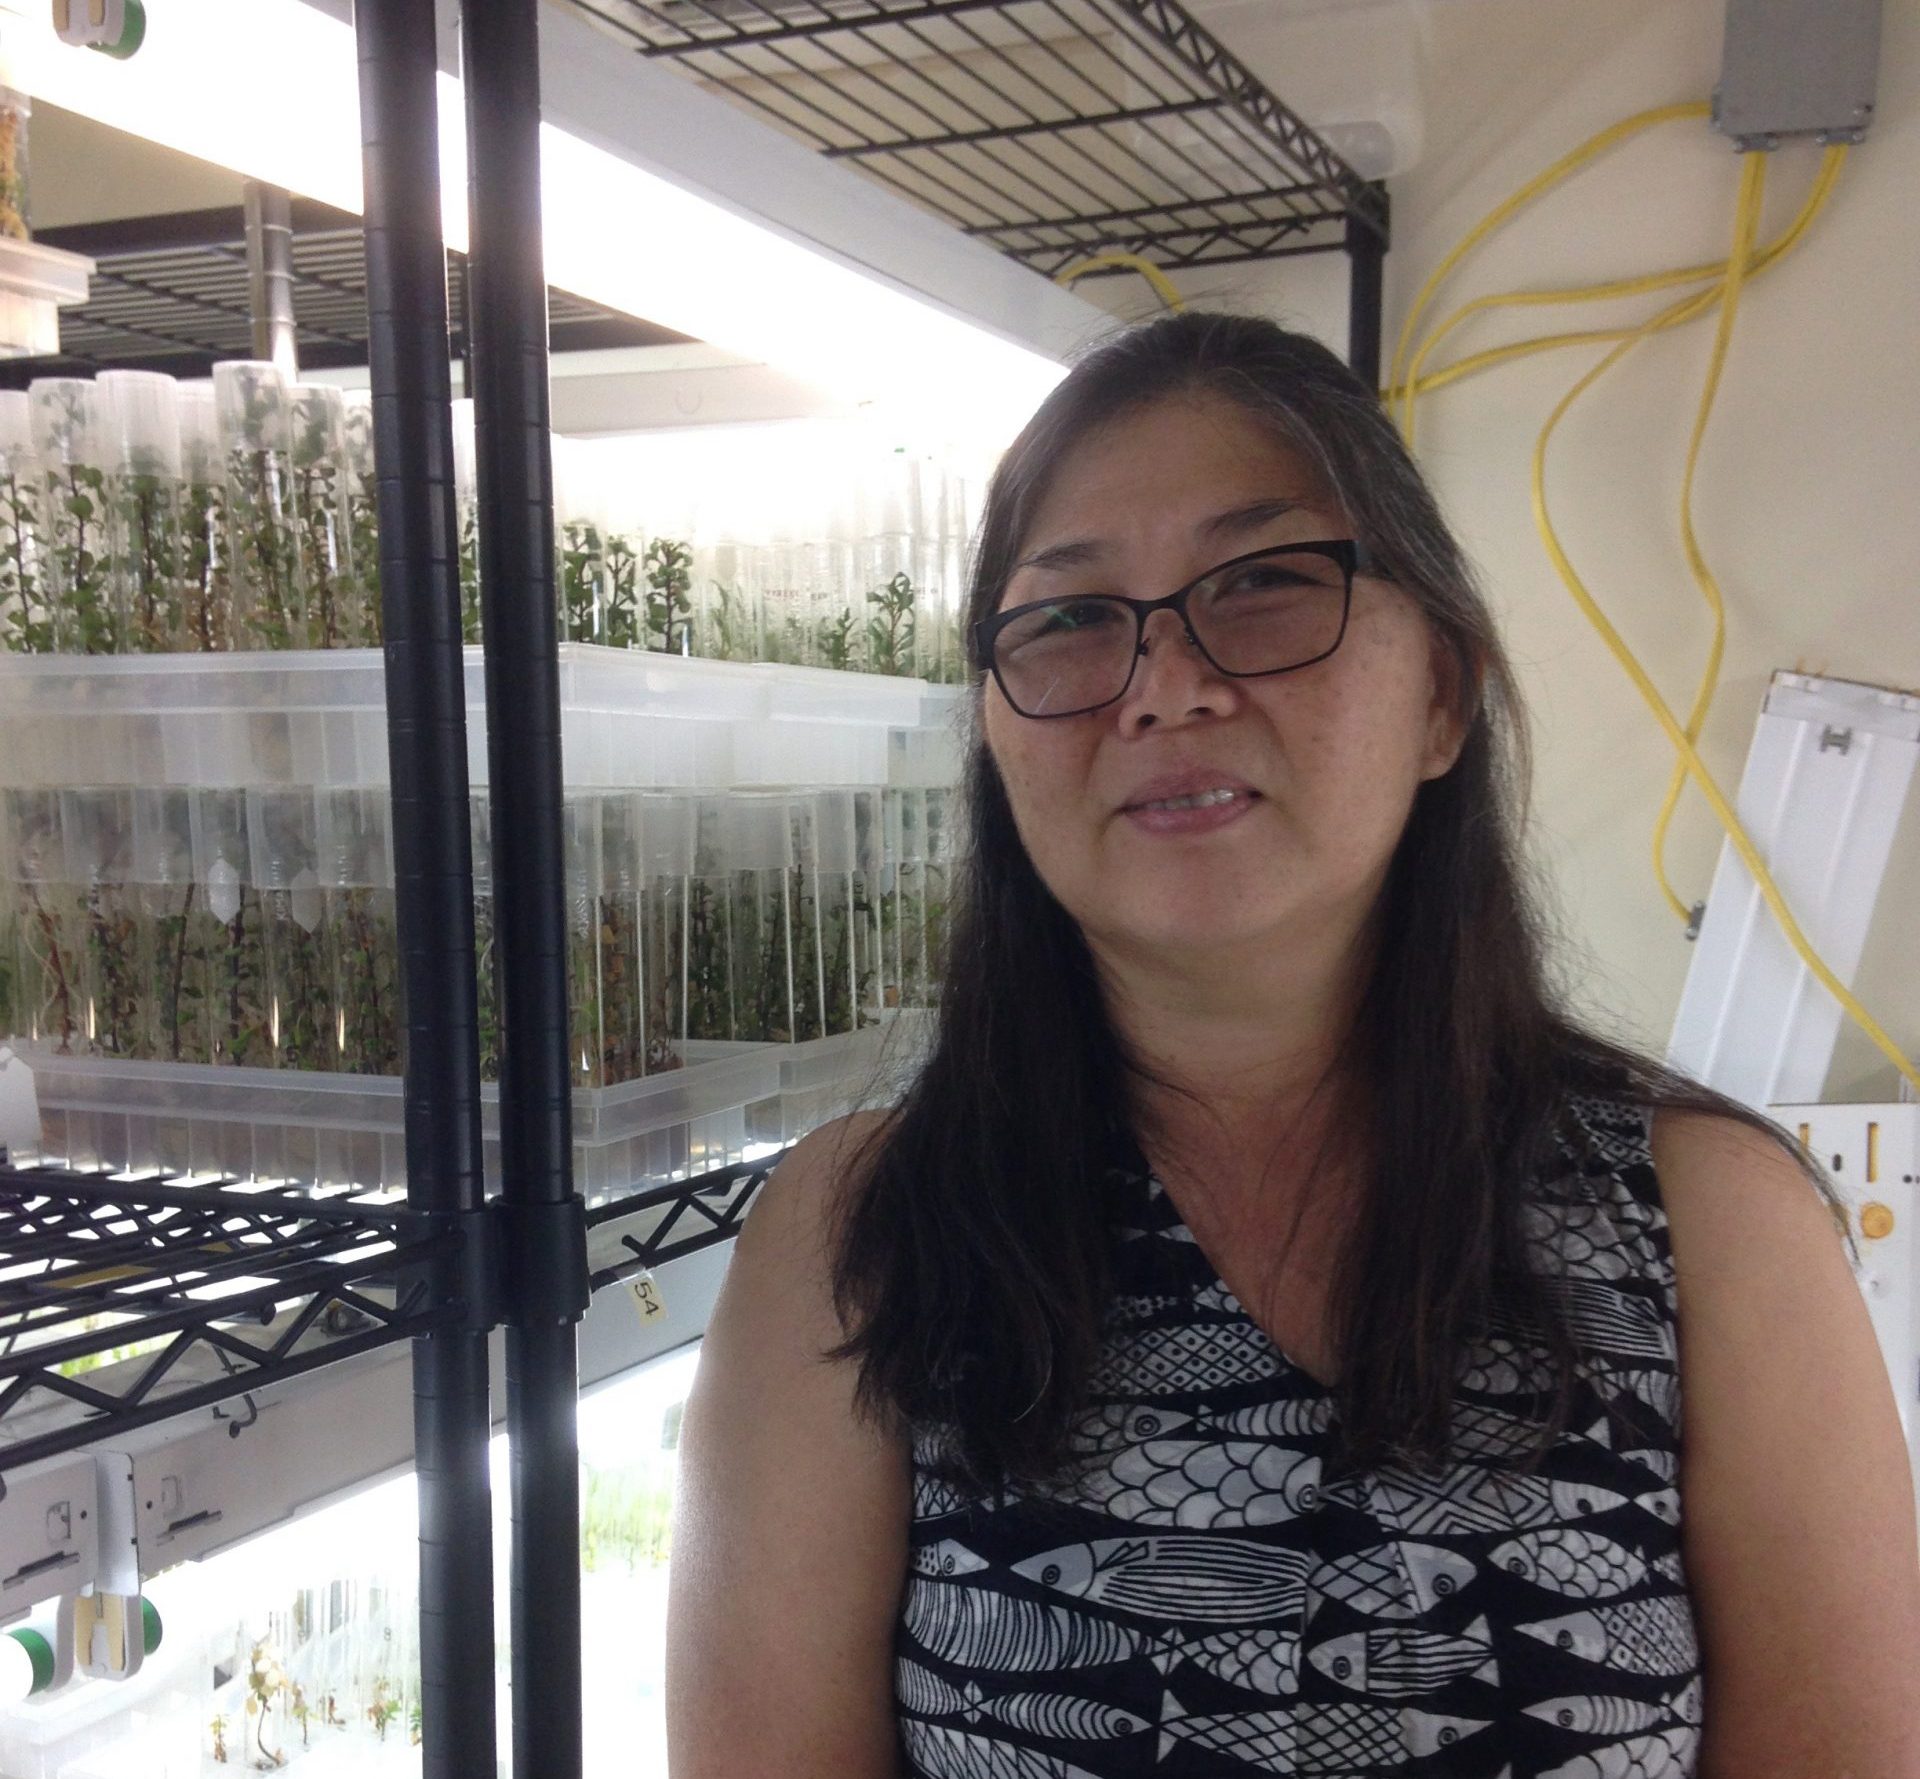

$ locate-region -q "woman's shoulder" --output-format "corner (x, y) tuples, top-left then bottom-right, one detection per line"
(730, 1110), (897, 1324)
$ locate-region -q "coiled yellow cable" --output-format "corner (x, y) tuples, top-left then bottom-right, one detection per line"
(1651, 148), (1767, 923)
(1387, 101), (1712, 436)
(1394, 145), (1843, 443)
(1525, 157), (1917, 1096)
(1053, 252), (1186, 314)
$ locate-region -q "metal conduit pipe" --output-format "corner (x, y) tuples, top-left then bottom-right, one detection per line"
(242, 181), (298, 377)
(353, 2), (498, 1772)
(461, 0), (591, 1772)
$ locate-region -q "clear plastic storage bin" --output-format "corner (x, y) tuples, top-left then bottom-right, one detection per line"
(0, 645), (965, 792)
(21, 1039), (784, 1205)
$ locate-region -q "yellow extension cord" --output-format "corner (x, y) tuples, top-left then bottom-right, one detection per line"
(1388, 102), (1714, 436)
(1053, 251), (1186, 314)
(1391, 108), (1916, 1094)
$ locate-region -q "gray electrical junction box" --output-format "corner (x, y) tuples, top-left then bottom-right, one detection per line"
(1716, 0), (1881, 148)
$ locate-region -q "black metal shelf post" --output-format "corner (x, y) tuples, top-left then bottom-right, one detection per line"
(355, 0), (502, 1773)
(462, 0), (593, 1775)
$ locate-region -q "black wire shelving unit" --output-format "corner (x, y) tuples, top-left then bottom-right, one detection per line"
(562, 0), (1390, 374)
(0, 1167), (454, 1478)
(3, 4), (1389, 1772)
(0, 199), (687, 387)
(0, 1156), (774, 1485)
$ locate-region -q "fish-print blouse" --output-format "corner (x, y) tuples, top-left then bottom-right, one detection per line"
(893, 1096), (1703, 1778)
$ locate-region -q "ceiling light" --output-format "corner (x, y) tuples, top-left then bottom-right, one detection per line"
(16, 0), (1066, 430)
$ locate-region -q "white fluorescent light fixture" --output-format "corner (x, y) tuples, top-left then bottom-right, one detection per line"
(1669, 671), (1920, 1110)
(18, 0), (1072, 424)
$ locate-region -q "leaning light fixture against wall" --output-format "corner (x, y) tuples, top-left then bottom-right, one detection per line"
(11, 0), (1070, 431)
(1669, 672), (1920, 1112)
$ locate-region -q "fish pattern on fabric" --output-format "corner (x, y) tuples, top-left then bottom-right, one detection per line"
(895, 1097), (1703, 1776)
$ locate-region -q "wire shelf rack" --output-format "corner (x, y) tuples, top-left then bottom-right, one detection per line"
(0, 1163), (454, 1479)
(0, 201), (685, 386)
(585, 1157), (772, 1292)
(562, 0), (1387, 279)
(0, 1152), (776, 1480)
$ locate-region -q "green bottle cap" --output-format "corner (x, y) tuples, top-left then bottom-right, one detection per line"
(6, 1625), (55, 1696)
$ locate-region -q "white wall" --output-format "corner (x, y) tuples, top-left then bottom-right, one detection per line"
(1084, 0), (1919, 1099)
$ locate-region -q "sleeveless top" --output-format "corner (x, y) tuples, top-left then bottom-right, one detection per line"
(893, 1096), (1703, 1778)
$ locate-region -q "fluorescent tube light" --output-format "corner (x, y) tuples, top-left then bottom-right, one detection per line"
(1669, 671), (1920, 1109)
(16, 0), (1067, 427)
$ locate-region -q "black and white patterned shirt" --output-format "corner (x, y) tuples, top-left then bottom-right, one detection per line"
(894, 1096), (1702, 1778)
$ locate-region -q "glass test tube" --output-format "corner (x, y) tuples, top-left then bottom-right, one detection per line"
(176, 383), (236, 651)
(686, 796), (736, 1042)
(4, 789), (83, 1052)
(860, 449), (918, 677)
(289, 384), (359, 648)
(132, 787), (209, 1063)
(597, 793), (645, 1085)
(99, 370), (186, 654)
(0, 389), (47, 653)
(248, 788), (332, 1071)
(343, 388), (384, 644)
(317, 788), (401, 1076)
(192, 789), (268, 1065)
(726, 792), (796, 1044)
(565, 794), (605, 1087)
(636, 791), (692, 1073)
(216, 361), (305, 651)
(58, 789), (139, 1057)
(30, 378), (121, 654)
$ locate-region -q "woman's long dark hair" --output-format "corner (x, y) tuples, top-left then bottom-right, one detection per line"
(828, 311), (1841, 1495)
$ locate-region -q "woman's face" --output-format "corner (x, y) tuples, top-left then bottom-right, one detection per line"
(981, 394), (1467, 969)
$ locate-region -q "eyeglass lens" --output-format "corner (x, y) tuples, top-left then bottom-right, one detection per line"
(991, 548), (1350, 717)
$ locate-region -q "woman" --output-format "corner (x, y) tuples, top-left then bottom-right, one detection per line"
(667, 313), (1920, 1777)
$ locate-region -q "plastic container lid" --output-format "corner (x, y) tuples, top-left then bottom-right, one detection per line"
(131, 787), (195, 886)
(810, 788), (858, 876)
(213, 360), (292, 453)
(316, 786), (392, 889)
(2, 788), (62, 882)
(247, 787), (320, 892)
(27, 377), (109, 469)
(58, 788), (134, 883)
(636, 791), (695, 878)
(341, 388), (376, 481)
(0, 388), (31, 460)
(98, 369), (183, 477)
(723, 789), (794, 872)
(175, 383), (221, 481)
(289, 383), (347, 469)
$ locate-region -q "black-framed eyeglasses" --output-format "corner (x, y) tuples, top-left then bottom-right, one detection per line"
(972, 539), (1374, 720)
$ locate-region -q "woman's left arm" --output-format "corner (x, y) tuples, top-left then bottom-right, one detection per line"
(1653, 1107), (1920, 1778)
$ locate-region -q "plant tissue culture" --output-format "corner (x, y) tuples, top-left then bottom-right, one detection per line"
(101, 369), (187, 654)
(217, 360), (305, 651)
(29, 378), (120, 655)
(251, 788), (333, 1072)
(0, 389), (49, 653)
(290, 383), (361, 648)
(194, 788), (270, 1067)
(134, 787), (210, 1064)
(177, 382), (238, 651)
